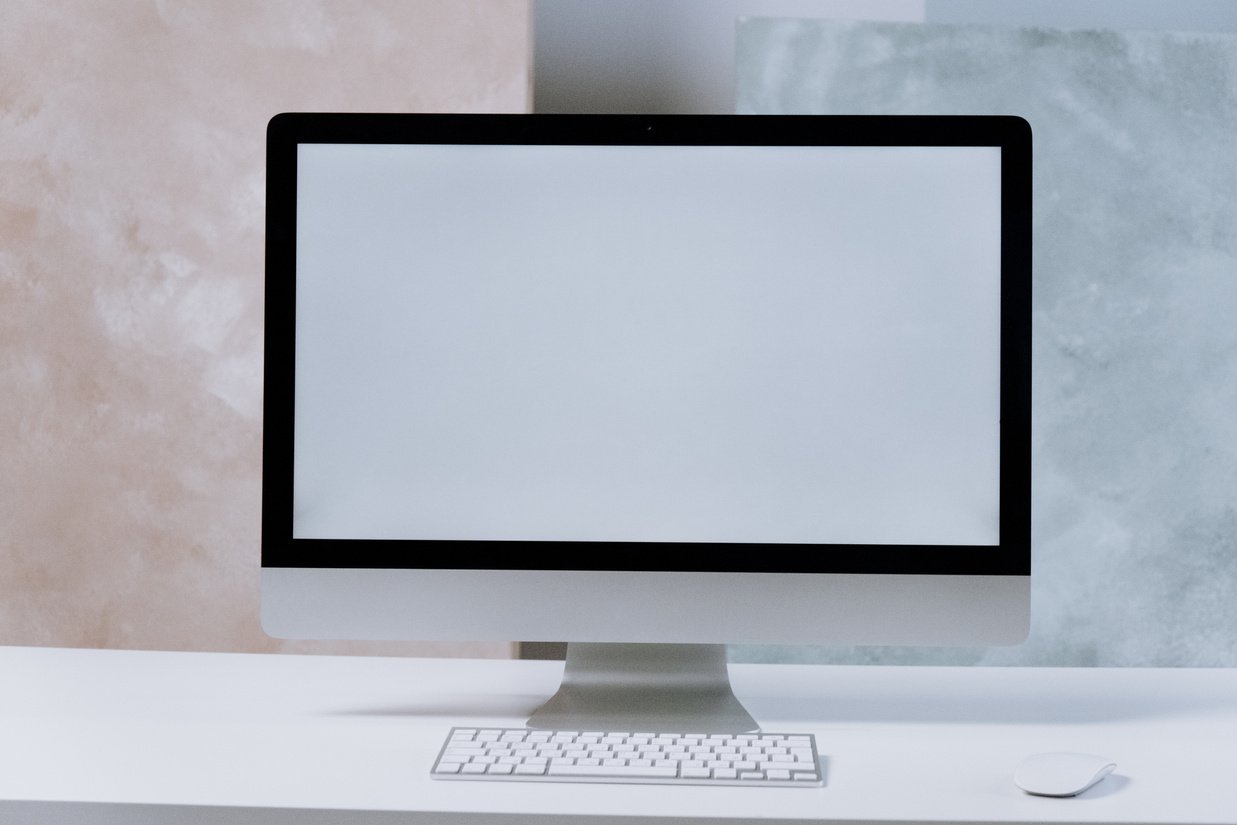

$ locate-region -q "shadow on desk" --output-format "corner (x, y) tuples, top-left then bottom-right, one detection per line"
(316, 665), (1236, 727)
(740, 666), (1237, 726)
(324, 693), (549, 719)
(1080, 773), (1132, 799)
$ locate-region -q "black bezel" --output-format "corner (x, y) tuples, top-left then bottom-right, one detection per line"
(263, 114), (1031, 576)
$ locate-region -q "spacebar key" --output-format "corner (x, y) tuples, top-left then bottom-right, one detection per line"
(547, 765), (679, 779)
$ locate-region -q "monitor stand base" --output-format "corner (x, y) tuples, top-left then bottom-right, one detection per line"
(526, 642), (759, 733)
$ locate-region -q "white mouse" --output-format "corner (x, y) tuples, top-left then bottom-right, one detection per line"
(1014, 752), (1116, 797)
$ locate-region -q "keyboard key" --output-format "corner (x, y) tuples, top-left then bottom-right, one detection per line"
(515, 763), (546, 775)
(549, 764), (678, 779)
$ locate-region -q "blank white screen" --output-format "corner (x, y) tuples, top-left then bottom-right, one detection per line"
(293, 143), (1001, 545)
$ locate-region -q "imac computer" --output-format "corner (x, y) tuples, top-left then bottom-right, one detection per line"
(262, 114), (1031, 732)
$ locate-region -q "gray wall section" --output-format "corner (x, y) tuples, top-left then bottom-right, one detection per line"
(532, 0), (924, 114)
(733, 19), (1237, 667)
(532, 0), (1237, 116)
(925, 0), (1237, 32)
(530, 3), (1237, 666)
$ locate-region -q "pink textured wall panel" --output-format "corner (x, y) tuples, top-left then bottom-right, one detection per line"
(0, 0), (529, 656)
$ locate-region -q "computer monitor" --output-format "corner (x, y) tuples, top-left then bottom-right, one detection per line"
(262, 114), (1031, 732)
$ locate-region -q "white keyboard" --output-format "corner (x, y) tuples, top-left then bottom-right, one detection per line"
(431, 727), (823, 787)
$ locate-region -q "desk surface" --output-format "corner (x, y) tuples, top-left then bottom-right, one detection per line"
(2, 646), (1235, 824)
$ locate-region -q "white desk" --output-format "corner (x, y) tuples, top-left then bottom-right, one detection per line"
(2, 646), (1234, 824)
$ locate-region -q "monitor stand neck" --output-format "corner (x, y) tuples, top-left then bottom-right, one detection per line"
(526, 642), (759, 733)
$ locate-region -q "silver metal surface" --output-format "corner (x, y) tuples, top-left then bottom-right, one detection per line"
(527, 643), (758, 733)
